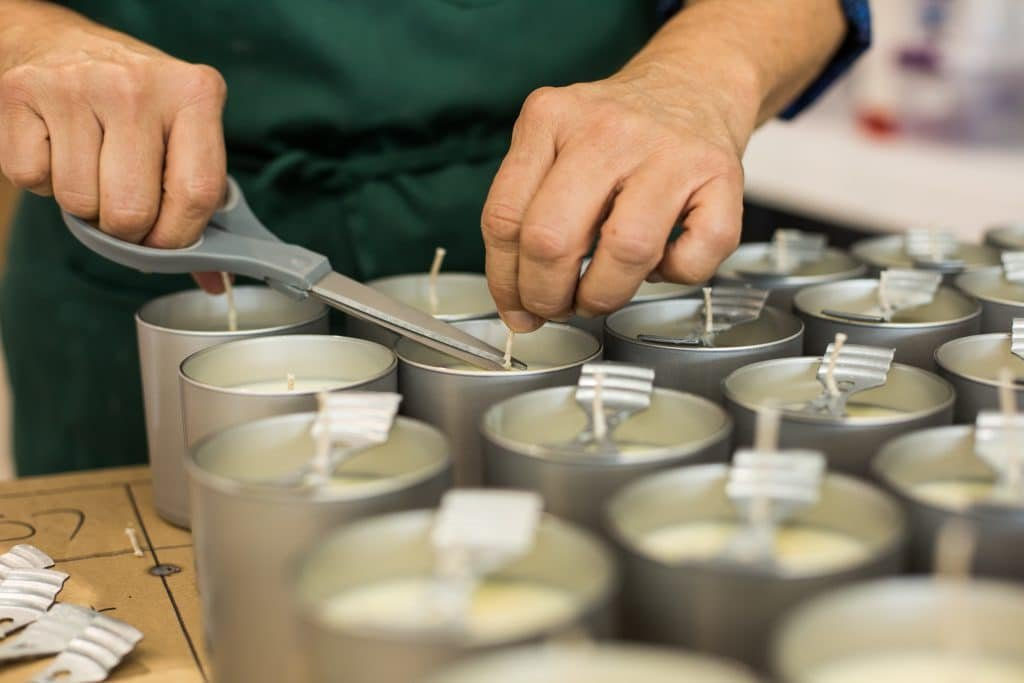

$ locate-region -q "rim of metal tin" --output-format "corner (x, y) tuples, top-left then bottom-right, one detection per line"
(480, 386), (732, 466)
(851, 234), (1001, 270)
(365, 272), (498, 322)
(956, 266), (1024, 307)
(871, 424), (1024, 520)
(185, 412), (450, 504)
(293, 509), (618, 646)
(178, 334), (397, 396)
(722, 356), (956, 426)
(934, 332), (1021, 388)
(604, 463), (908, 580)
(135, 285), (328, 337)
(716, 244), (867, 289)
(604, 302), (804, 352)
(395, 322), (602, 376)
(794, 279), (982, 329)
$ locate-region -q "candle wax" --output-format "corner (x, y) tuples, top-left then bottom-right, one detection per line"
(807, 652), (1024, 683)
(229, 378), (352, 394)
(910, 480), (997, 511)
(639, 520), (868, 574)
(320, 577), (577, 642)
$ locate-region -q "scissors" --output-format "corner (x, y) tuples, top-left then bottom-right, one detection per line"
(61, 177), (523, 371)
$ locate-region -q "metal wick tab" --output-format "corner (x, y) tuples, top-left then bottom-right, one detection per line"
(796, 338), (895, 418)
(637, 287), (769, 347)
(905, 229), (964, 271)
(566, 363), (655, 455)
(272, 391), (402, 488)
(1002, 252), (1024, 285)
(31, 612), (143, 683)
(0, 544), (55, 581)
(0, 567), (70, 637)
(822, 268), (941, 323)
(768, 229), (826, 275)
(1011, 318), (1024, 362)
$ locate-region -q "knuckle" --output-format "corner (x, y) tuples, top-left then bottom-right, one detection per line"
(2, 159), (49, 189)
(0, 64), (41, 97)
(103, 202), (157, 238)
(177, 64), (227, 106)
(106, 68), (146, 104)
(54, 187), (99, 217)
(601, 227), (661, 268)
(524, 297), (569, 319)
(179, 175), (226, 215)
(520, 86), (564, 122)
(480, 201), (523, 244)
(521, 221), (571, 263)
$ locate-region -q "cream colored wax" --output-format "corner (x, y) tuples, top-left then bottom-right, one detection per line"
(229, 378), (350, 394)
(320, 577), (577, 642)
(807, 652), (1024, 683)
(910, 480), (996, 510)
(640, 520), (867, 574)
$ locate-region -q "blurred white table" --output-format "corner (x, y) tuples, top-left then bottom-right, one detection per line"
(742, 119), (1024, 242)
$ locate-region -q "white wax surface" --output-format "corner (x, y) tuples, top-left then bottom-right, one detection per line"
(320, 577), (576, 642)
(807, 652), (1024, 683)
(910, 480), (997, 510)
(639, 520), (868, 574)
(229, 378), (351, 394)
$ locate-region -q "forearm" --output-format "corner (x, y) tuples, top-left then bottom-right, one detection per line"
(618, 0), (847, 151)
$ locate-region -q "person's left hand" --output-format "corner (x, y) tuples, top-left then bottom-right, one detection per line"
(481, 64), (756, 332)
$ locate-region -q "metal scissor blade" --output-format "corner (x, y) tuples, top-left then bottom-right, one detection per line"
(310, 271), (521, 371)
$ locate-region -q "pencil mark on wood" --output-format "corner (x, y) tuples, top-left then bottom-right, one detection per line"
(32, 507), (86, 540)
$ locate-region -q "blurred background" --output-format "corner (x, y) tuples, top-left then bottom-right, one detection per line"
(0, 0), (1022, 476)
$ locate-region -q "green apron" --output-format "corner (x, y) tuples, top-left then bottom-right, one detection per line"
(1, 1), (658, 475)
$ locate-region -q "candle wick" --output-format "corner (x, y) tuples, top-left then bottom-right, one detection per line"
(934, 519), (978, 664)
(825, 333), (846, 398)
(878, 271), (891, 317)
(221, 272), (238, 332)
(754, 403), (781, 452)
(287, 373), (296, 392)
(703, 287), (713, 334)
(502, 328), (514, 371)
(776, 234), (789, 272)
(592, 371), (607, 442)
(428, 247), (446, 316)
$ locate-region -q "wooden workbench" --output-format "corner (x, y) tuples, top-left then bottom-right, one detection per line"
(0, 466), (206, 682)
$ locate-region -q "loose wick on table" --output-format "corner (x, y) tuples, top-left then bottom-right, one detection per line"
(428, 247), (446, 315)
(221, 272), (238, 332)
(502, 329), (515, 371)
(125, 527), (144, 557)
(825, 333), (847, 398)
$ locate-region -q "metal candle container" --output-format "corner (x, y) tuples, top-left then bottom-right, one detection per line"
(346, 273), (496, 347)
(773, 578), (1024, 682)
(568, 280), (701, 338)
(956, 266), (1024, 333)
(426, 643), (760, 683)
(851, 233), (1000, 283)
(935, 333), (1024, 421)
(714, 243), (866, 312)
(136, 286), (327, 527)
(605, 464), (905, 670)
(873, 425), (1024, 578)
(604, 300), (803, 403)
(986, 223), (1024, 251)
(793, 279), (980, 370)
(291, 509), (617, 683)
(482, 386), (732, 533)
(187, 412), (451, 683)
(396, 320), (601, 486)
(723, 358), (954, 477)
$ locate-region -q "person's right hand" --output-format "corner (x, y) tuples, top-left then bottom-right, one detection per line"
(0, 6), (228, 287)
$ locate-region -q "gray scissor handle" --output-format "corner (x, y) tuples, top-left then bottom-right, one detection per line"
(61, 177), (332, 297)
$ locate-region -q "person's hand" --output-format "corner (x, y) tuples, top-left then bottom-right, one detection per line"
(482, 64), (756, 332)
(0, 7), (229, 291)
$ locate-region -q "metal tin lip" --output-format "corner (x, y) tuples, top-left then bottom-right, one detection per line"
(135, 285), (328, 337)
(794, 279), (982, 329)
(986, 224), (1024, 251)
(365, 272), (497, 322)
(955, 267), (1024, 306)
(395, 321), (602, 376)
(604, 463), (907, 581)
(716, 244), (867, 287)
(604, 301), (804, 352)
(851, 234), (1001, 271)
(870, 425), (1024, 518)
(722, 356), (956, 426)
(293, 509), (618, 647)
(480, 386), (732, 466)
(185, 413), (450, 504)
(178, 334), (397, 396)
(934, 332), (1022, 388)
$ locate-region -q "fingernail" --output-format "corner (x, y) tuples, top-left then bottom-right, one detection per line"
(574, 307), (598, 319)
(502, 310), (543, 332)
(549, 314), (571, 323)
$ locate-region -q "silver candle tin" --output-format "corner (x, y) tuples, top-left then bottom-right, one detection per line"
(935, 332), (1024, 422)
(604, 300), (804, 403)
(723, 357), (954, 477)
(956, 266), (1024, 333)
(873, 425), (1024, 578)
(291, 509), (617, 683)
(986, 223), (1024, 251)
(187, 411), (451, 683)
(347, 273), (497, 347)
(773, 577), (1024, 682)
(396, 320), (601, 486)
(793, 278), (981, 371)
(568, 280), (701, 338)
(426, 643), (761, 683)
(136, 286), (327, 527)
(715, 243), (866, 312)
(605, 464), (906, 670)
(181, 334), (397, 497)
(482, 386), (732, 533)
(851, 233), (1000, 282)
